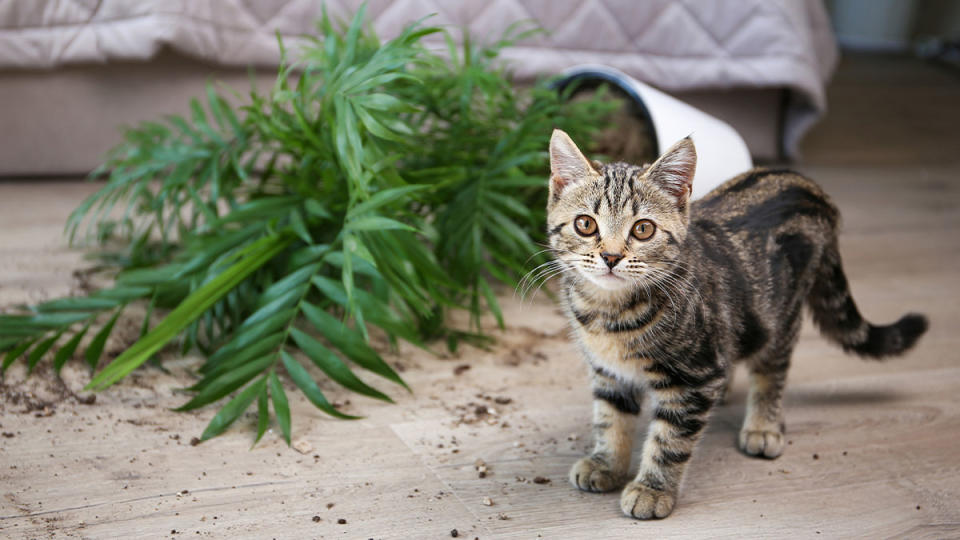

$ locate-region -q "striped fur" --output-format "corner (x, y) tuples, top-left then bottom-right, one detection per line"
(547, 130), (928, 520)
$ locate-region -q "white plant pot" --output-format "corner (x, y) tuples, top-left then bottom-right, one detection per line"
(554, 64), (753, 200)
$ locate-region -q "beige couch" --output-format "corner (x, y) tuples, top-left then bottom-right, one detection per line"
(0, 0), (837, 175)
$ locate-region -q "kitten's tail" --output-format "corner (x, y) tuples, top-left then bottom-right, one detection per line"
(807, 242), (928, 359)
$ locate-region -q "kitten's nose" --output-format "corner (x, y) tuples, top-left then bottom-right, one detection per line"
(600, 252), (624, 269)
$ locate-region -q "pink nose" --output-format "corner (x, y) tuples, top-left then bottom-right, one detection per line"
(600, 252), (624, 269)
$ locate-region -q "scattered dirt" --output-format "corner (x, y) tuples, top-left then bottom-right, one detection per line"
(450, 529), (459, 538)
(0, 365), (72, 414)
(474, 459), (489, 478)
(495, 327), (556, 367)
(533, 476), (551, 484)
(447, 399), (512, 427)
(0, 265), (570, 535)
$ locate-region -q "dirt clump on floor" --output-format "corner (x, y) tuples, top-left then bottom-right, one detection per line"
(0, 363), (94, 416)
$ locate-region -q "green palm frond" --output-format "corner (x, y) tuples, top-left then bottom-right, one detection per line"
(0, 5), (615, 444)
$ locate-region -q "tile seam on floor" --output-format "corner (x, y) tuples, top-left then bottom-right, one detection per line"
(388, 424), (495, 537)
(0, 479), (298, 521)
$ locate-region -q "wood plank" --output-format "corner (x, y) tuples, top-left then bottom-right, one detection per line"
(0, 364), (489, 539)
(391, 368), (960, 539)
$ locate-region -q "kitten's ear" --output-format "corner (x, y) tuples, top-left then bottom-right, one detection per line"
(549, 129), (598, 197)
(646, 137), (697, 210)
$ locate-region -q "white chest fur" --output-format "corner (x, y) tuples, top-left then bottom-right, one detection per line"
(573, 324), (654, 383)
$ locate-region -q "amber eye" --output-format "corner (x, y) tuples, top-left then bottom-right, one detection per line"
(574, 215), (598, 236)
(631, 219), (656, 241)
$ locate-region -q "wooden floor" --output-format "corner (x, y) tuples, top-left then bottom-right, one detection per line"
(1, 53), (959, 539)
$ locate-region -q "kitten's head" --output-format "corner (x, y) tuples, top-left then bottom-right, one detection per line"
(546, 129), (696, 293)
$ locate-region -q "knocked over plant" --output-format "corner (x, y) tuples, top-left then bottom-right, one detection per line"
(0, 7), (612, 443)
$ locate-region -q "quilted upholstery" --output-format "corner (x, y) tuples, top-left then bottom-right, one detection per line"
(0, 0), (836, 156)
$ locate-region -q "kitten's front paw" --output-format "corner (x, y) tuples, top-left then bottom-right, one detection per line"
(620, 481), (676, 520)
(569, 456), (623, 493)
(739, 428), (784, 459)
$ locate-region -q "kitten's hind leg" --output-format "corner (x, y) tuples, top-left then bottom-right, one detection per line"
(569, 370), (640, 493)
(739, 355), (790, 459)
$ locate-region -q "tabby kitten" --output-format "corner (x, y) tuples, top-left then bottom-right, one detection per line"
(546, 129), (928, 519)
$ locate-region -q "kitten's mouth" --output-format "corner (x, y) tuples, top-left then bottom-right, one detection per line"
(586, 270), (631, 290)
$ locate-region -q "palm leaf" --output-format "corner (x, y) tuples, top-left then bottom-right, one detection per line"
(0, 5), (615, 443)
(281, 351), (359, 420)
(269, 372), (292, 444)
(87, 234), (292, 391)
(300, 302), (407, 390)
(200, 376), (268, 441)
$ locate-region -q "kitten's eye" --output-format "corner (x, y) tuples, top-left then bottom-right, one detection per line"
(632, 219), (656, 241)
(574, 215), (598, 236)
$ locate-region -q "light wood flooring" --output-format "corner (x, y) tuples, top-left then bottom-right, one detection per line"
(1, 53), (959, 539)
